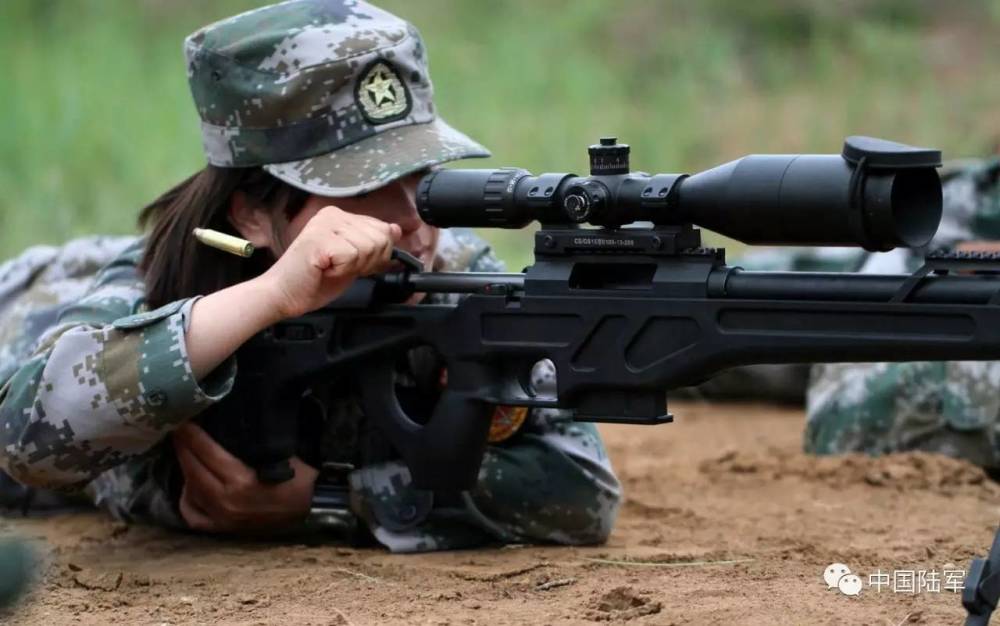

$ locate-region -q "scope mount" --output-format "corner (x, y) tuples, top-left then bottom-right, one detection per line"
(534, 223), (705, 257)
(543, 136), (704, 259)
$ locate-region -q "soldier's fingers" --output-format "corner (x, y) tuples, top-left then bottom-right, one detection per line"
(356, 214), (403, 246)
(364, 219), (400, 265)
(346, 221), (394, 275)
(179, 487), (219, 532)
(174, 423), (255, 486)
(377, 232), (395, 271)
(353, 214), (399, 242)
(174, 437), (224, 497)
(319, 237), (361, 275)
(337, 227), (382, 274)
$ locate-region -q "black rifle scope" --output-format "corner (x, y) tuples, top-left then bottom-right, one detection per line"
(416, 136), (943, 252)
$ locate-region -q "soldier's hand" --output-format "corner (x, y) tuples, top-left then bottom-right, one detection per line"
(260, 205), (402, 319)
(173, 423), (318, 533)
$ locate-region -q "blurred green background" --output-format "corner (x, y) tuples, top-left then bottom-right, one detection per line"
(2, 0), (1000, 269)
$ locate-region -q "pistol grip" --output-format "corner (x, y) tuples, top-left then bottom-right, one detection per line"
(359, 357), (493, 490)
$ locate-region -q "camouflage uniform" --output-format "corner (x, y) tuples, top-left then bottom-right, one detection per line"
(0, 0), (621, 550)
(0, 229), (619, 551)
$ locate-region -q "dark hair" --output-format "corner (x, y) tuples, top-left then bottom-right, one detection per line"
(137, 166), (309, 310)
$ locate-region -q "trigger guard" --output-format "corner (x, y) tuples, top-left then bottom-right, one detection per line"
(358, 357), (422, 435)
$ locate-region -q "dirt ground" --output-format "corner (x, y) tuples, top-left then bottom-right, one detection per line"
(2, 401), (996, 625)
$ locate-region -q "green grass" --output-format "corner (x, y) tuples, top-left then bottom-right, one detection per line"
(2, 0), (1000, 269)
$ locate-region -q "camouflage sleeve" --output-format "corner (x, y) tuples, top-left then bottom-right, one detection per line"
(0, 265), (236, 489)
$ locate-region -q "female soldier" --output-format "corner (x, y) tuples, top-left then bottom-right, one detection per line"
(0, 0), (620, 552)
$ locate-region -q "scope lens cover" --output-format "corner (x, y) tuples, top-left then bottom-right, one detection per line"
(841, 136), (941, 169)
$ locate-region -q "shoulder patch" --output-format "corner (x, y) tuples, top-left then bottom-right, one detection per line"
(488, 405), (529, 444)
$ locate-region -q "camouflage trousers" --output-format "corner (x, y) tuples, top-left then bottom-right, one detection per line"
(806, 362), (1000, 470)
(686, 361), (1000, 472)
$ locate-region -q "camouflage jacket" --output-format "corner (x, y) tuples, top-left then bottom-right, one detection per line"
(0, 229), (620, 552)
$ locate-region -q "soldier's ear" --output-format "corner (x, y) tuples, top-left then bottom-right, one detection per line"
(227, 191), (275, 250)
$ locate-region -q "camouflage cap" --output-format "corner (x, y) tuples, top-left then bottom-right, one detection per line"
(184, 0), (490, 196)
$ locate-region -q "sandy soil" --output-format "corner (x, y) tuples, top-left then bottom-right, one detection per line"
(2, 401), (996, 625)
